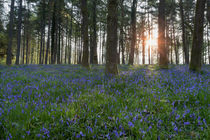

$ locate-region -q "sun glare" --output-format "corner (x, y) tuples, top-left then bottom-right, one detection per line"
(146, 38), (157, 47)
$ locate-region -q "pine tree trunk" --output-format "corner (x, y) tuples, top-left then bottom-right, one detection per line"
(93, 0), (98, 64)
(142, 19), (146, 65)
(6, 0), (15, 65)
(207, 0), (210, 23)
(158, 0), (168, 68)
(16, 0), (23, 65)
(190, 0), (206, 71)
(129, 0), (137, 65)
(51, 1), (56, 64)
(45, 1), (52, 65)
(22, 24), (26, 64)
(179, 0), (189, 64)
(68, 8), (73, 64)
(120, 0), (125, 64)
(81, 0), (90, 68)
(105, 0), (119, 75)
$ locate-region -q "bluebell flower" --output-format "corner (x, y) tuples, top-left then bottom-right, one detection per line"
(128, 121), (134, 128)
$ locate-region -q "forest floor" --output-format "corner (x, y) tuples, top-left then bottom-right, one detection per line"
(0, 65), (209, 139)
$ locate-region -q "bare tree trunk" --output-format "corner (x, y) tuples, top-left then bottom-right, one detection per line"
(68, 8), (73, 64)
(45, 1), (52, 65)
(39, 0), (46, 64)
(105, 0), (119, 75)
(208, 25), (210, 64)
(22, 24), (26, 64)
(51, 1), (56, 64)
(179, 0), (189, 64)
(129, 0), (137, 65)
(45, 21), (51, 64)
(158, 0), (168, 68)
(207, 0), (210, 23)
(142, 18), (146, 65)
(81, 0), (90, 68)
(190, 0), (206, 71)
(6, 0), (15, 65)
(16, 0), (23, 65)
(93, 0), (98, 64)
(148, 11), (151, 65)
(120, 0), (125, 64)
(170, 27), (173, 64)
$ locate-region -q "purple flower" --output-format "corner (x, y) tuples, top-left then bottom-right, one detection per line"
(184, 122), (190, 125)
(128, 121), (134, 128)
(80, 131), (85, 137)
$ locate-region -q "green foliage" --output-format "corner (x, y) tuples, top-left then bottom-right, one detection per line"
(0, 65), (209, 139)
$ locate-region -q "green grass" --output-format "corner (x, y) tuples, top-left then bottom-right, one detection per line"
(0, 65), (209, 139)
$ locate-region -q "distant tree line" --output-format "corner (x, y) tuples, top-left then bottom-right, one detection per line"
(0, 0), (209, 74)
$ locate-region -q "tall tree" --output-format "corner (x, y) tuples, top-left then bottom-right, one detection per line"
(207, 0), (210, 23)
(51, 0), (57, 64)
(81, 0), (90, 68)
(90, 0), (98, 64)
(129, 0), (137, 65)
(189, 0), (206, 71)
(6, 0), (15, 65)
(15, 0), (23, 65)
(39, 0), (46, 64)
(158, 0), (168, 68)
(179, 0), (189, 64)
(45, 0), (52, 64)
(119, 0), (125, 64)
(105, 0), (118, 75)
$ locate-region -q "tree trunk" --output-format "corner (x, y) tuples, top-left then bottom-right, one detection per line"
(129, 0), (137, 65)
(81, 0), (90, 68)
(57, 24), (61, 64)
(45, 20), (51, 64)
(208, 25), (210, 64)
(22, 23), (26, 64)
(45, 1), (52, 65)
(170, 27), (173, 64)
(92, 0), (98, 64)
(142, 19), (146, 65)
(179, 0), (189, 64)
(39, 0), (46, 64)
(207, 0), (210, 23)
(16, 0), (23, 65)
(26, 2), (30, 64)
(68, 8), (73, 64)
(158, 0), (168, 68)
(148, 10), (151, 65)
(120, 0), (125, 64)
(190, 0), (206, 71)
(6, 0), (15, 65)
(51, 1), (56, 64)
(105, 0), (119, 75)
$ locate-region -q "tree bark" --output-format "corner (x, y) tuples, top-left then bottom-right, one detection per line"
(207, 0), (210, 23)
(158, 0), (168, 68)
(45, 1), (52, 64)
(16, 0), (23, 65)
(51, 1), (56, 64)
(190, 0), (206, 71)
(92, 0), (98, 64)
(81, 0), (90, 68)
(6, 0), (15, 65)
(179, 0), (189, 64)
(129, 0), (137, 65)
(120, 0), (125, 64)
(142, 19), (146, 65)
(39, 0), (46, 64)
(68, 8), (73, 64)
(105, 0), (119, 75)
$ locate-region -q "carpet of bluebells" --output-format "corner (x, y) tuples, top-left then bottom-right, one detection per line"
(0, 65), (209, 139)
